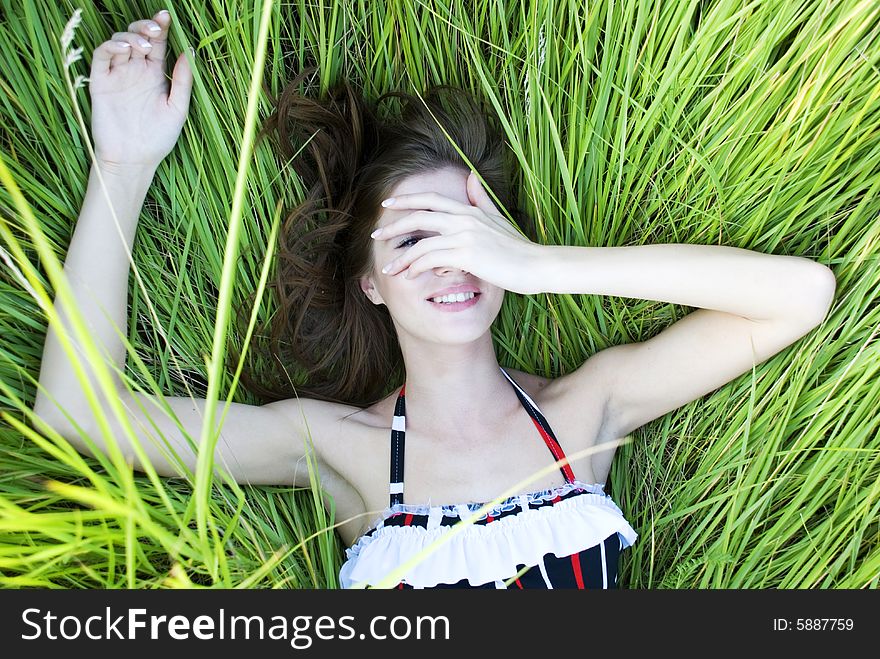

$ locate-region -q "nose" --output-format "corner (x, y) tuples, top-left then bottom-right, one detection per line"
(433, 264), (466, 276)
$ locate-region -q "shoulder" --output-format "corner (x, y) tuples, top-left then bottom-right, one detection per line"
(268, 387), (410, 461)
(267, 396), (373, 538)
(505, 356), (621, 449)
(504, 359), (613, 416)
(275, 390), (397, 467)
(503, 365), (608, 434)
(503, 366), (554, 397)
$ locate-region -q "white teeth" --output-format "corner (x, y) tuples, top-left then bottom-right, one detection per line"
(431, 291), (476, 304)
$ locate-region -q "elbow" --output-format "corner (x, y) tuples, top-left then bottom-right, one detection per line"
(804, 263), (837, 326)
(31, 395), (94, 454)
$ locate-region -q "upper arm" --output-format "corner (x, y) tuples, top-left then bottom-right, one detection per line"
(597, 305), (829, 440)
(35, 389), (354, 487)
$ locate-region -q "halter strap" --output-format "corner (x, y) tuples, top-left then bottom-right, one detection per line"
(388, 366), (576, 506)
(389, 382), (407, 506)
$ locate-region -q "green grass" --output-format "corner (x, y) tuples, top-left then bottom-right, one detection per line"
(1, 0), (878, 588)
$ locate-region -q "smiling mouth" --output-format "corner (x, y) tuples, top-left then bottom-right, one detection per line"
(426, 291), (481, 310)
(427, 291), (479, 303)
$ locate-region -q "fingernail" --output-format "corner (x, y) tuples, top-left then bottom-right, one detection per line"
(381, 198), (395, 207)
(370, 228), (382, 239)
(148, 24), (160, 33)
(159, 9), (170, 17)
(139, 39), (152, 48)
(115, 40), (131, 48)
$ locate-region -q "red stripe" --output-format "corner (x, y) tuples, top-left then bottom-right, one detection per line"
(528, 416), (576, 482)
(398, 582), (404, 590)
(515, 577), (524, 589)
(486, 514), (494, 523)
(570, 552), (585, 589)
(398, 513), (413, 588)
(552, 494), (561, 505)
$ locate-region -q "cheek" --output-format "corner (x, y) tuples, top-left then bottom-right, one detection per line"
(376, 273), (414, 307)
(488, 290), (506, 315)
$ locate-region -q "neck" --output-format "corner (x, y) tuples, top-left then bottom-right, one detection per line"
(396, 331), (517, 434)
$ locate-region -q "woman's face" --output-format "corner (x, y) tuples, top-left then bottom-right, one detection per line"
(359, 166), (505, 345)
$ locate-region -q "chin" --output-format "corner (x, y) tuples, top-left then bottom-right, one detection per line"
(425, 312), (499, 344)
(429, 328), (492, 345)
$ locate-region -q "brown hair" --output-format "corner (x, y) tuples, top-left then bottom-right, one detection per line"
(229, 68), (536, 408)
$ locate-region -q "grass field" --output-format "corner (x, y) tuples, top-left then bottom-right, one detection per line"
(0, 0), (878, 588)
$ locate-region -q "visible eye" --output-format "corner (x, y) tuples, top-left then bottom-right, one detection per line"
(395, 235), (422, 249)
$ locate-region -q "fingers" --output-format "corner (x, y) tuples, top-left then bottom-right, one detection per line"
(168, 50), (194, 117)
(381, 234), (460, 276)
(381, 191), (480, 216)
(373, 210), (463, 241)
(91, 9), (173, 77)
(466, 170), (498, 215)
(90, 39), (131, 77)
(109, 31), (154, 63)
(402, 249), (463, 279)
(127, 9), (171, 62)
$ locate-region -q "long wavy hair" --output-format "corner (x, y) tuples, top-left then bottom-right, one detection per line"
(229, 68), (536, 408)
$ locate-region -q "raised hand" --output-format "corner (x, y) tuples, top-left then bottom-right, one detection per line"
(88, 9), (193, 170)
(372, 171), (544, 295)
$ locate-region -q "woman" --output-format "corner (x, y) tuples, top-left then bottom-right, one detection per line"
(33, 10), (836, 589)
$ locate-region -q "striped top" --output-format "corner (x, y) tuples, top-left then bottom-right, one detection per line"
(338, 366), (638, 589)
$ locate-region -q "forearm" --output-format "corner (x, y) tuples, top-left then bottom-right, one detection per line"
(34, 162), (157, 424)
(532, 243), (835, 322)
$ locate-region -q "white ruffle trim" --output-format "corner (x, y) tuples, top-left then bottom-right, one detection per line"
(339, 481), (638, 588)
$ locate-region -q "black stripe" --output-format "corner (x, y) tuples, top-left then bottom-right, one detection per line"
(389, 387), (406, 506)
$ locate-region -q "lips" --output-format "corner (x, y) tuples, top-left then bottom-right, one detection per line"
(425, 284), (482, 300)
(426, 292), (481, 312)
